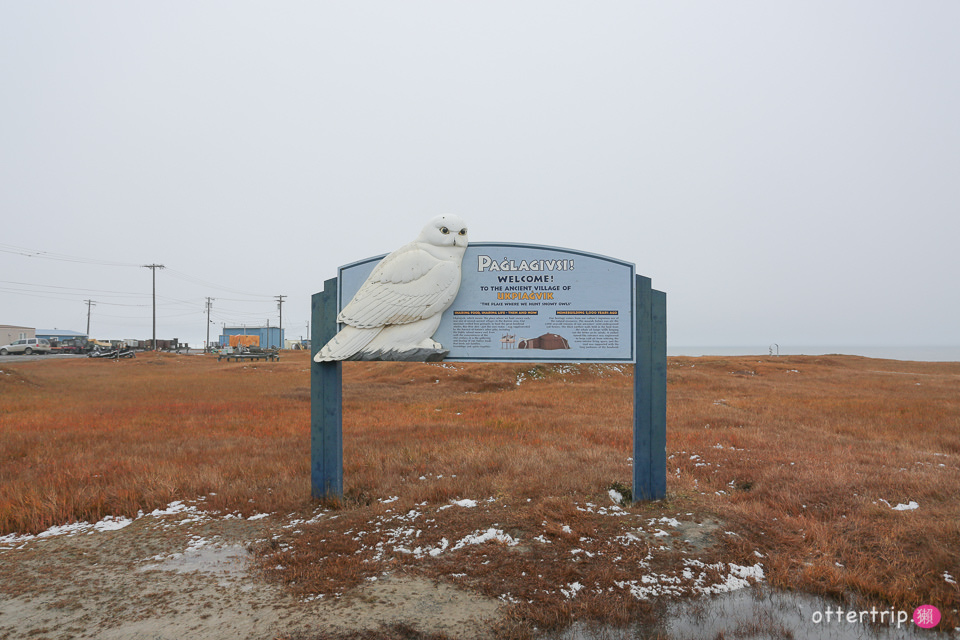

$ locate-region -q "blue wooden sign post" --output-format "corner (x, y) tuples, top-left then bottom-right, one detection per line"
(633, 275), (667, 500)
(311, 245), (666, 503)
(311, 277), (343, 500)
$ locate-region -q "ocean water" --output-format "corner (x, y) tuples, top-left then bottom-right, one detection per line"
(667, 345), (960, 363)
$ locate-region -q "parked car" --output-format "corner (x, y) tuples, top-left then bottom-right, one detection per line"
(0, 338), (52, 355)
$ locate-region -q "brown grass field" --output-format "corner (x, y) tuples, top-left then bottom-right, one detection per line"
(1, 350), (958, 635)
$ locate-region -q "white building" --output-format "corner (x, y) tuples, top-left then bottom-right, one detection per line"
(0, 325), (35, 345)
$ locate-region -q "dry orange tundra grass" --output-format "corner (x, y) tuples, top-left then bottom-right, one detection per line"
(1, 351), (958, 632)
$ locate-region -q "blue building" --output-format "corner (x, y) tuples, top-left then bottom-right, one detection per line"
(37, 329), (88, 342)
(219, 326), (284, 349)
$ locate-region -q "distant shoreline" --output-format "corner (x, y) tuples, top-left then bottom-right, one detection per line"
(667, 345), (960, 362)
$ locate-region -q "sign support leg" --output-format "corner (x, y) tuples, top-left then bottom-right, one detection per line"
(633, 276), (667, 501)
(311, 278), (343, 500)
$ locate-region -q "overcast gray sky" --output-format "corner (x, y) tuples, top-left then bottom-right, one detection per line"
(2, 2), (958, 349)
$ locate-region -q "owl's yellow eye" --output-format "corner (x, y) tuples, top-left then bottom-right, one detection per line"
(458, 228), (467, 235)
(440, 226), (450, 234)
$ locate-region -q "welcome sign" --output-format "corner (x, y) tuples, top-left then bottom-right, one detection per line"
(313, 239), (666, 504)
(337, 243), (636, 362)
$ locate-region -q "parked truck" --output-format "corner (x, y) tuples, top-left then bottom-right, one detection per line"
(50, 338), (90, 354)
(87, 339), (114, 352)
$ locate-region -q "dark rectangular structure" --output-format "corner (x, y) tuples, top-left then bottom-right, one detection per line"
(633, 276), (667, 500)
(311, 278), (343, 500)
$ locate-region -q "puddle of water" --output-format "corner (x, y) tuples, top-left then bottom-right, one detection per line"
(556, 586), (954, 639)
(662, 587), (937, 639)
(140, 544), (249, 577)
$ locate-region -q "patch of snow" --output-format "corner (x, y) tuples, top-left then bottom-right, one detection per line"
(451, 528), (518, 551)
(560, 582), (584, 599)
(146, 500), (196, 517)
(891, 501), (919, 511)
(93, 515), (134, 532)
(2, 513), (137, 548)
(685, 560), (765, 595)
(614, 532), (643, 547)
(428, 538), (449, 557)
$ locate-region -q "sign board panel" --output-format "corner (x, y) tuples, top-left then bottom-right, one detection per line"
(338, 243), (636, 363)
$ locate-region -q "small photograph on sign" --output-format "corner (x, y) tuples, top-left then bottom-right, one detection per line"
(518, 333), (570, 350)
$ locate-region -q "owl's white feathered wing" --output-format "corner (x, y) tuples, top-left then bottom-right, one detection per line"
(314, 242), (462, 361)
(339, 242), (462, 327)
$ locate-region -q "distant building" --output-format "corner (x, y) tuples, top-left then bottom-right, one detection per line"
(36, 329), (88, 342)
(219, 326), (285, 349)
(284, 338), (309, 350)
(0, 325), (35, 345)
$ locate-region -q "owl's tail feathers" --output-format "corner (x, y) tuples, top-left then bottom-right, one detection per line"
(313, 325), (381, 362)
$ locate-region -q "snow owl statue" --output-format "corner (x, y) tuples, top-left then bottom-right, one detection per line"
(314, 215), (468, 362)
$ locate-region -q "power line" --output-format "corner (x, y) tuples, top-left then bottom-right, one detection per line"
(164, 268), (274, 298)
(0, 282), (226, 313)
(0, 280), (151, 298)
(0, 286), (242, 321)
(0, 286), (149, 306)
(3, 244), (298, 341)
(210, 306), (281, 317)
(0, 243), (141, 267)
(0, 288), (90, 303)
(96, 310), (202, 320)
(1, 244), (274, 300)
(209, 296), (285, 303)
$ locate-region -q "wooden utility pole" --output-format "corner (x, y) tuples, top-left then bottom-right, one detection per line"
(205, 297), (215, 352)
(84, 299), (95, 336)
(276, 294), (286, 348)
(142, 264), (165, 349)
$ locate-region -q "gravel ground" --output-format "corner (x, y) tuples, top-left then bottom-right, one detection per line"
(0, 510), (502, 640)
(0, 353), (88, 363)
